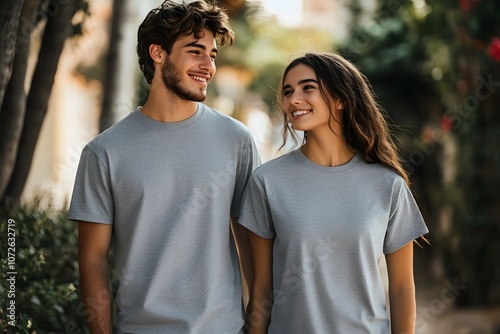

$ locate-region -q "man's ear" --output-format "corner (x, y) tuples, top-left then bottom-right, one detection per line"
(149, 44), (164, 63)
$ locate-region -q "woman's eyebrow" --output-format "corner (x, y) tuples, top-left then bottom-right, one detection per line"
(297, 79), (318, 85)
(283, 79), (318, 90)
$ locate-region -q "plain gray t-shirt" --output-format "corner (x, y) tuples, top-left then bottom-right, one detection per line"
(239, 148), (428, 334)
(69, 103), (259, 334)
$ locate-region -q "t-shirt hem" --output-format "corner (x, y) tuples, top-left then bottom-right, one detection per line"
(67, 213), (113, 225)
(237, 218), (275, 239)
(384, 227), (429, 254)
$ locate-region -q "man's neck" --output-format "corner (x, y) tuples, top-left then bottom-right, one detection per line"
(141, 86), (199, 123)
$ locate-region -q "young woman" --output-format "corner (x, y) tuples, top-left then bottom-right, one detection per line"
(239, 52), (428, 334)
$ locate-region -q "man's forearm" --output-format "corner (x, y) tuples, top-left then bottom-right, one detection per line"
(79, 258), (113, 333)
(230, 218), (253, 308)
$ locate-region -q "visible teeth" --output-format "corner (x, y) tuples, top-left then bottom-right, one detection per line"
(292, 110), (311, 117)
(191, 75), (207, 82)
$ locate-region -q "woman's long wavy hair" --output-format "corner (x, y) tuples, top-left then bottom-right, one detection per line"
(137, 0), (234, 84)
(279, 52), (409, 185)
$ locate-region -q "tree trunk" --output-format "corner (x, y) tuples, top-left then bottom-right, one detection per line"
(100, 0), (139, 132)
(2, 0), (83, 209)
(0, 0), (24, 109)
(0, 0), (38, 204)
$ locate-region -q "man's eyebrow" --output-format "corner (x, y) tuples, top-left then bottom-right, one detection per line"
(184, 41), (218, 54)
(282, 79), (318, 90)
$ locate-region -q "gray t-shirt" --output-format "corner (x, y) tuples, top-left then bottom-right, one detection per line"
(69, 103), (259, 334)
(239, 148), (428, 334)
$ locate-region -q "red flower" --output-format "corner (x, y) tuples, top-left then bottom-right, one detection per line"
(440, 116), (454, 133)
(459, 0), (471, 11)
(487, 37), (500, 61)
(460, 0), (480, 12)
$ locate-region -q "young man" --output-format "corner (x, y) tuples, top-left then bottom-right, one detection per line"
(69, 1), (259, 333)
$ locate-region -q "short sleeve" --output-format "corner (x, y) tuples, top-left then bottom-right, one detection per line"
(68, 145), (114, 224)
(383, 180), (429, 254)
(230, 136), (261, 217)
(238, 172), (275, 239)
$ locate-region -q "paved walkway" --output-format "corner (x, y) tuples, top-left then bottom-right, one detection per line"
(416, 286), (500, 334)
(380, 258), (500, 333)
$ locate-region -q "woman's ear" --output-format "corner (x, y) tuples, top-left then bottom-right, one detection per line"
(149, 44), (164, 63)
(336, 100), (344, 111)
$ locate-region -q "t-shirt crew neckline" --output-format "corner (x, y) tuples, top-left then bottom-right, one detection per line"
(135, 102), (204, 130)
(294, 147), (362, 174)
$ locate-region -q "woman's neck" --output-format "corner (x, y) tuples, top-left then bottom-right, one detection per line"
(301, 130), (355, 167)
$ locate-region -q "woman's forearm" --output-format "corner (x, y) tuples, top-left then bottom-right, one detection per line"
(245, 290), (273, 334)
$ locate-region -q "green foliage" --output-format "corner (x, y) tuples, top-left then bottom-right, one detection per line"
(427, 0), (500, 306)
(341, 0), (500, 305)
(0, 198), (88, 334)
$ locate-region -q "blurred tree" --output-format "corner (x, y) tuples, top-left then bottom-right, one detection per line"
(99, 0), (155, 133)
(0, 0), (25, 107)
(0, 0), (38, 212)
(341, 0), (500, 305)
(0, 0), (89, 212)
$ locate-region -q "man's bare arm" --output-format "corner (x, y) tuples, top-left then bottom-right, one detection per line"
(230, 217), (253, 309)
(78, 221), (113, 334)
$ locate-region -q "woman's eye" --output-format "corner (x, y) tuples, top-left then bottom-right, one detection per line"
(283, 90), (292, 97)
(304, 85), (315, 90)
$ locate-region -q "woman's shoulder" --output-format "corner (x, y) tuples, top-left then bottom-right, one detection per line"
(357, 157), (408, 185)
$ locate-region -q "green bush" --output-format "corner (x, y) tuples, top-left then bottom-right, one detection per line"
(0, 197), (88, 333)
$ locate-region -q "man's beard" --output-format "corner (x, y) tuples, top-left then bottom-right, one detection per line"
(161, 58), (206, 102)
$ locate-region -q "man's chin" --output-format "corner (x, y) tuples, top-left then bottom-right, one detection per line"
(193, 95), (206, 102)
(174, 91), (206, 102)
(193, 92), (207, 102)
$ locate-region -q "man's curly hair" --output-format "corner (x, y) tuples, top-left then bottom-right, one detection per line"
(137, 1), (234, 84)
